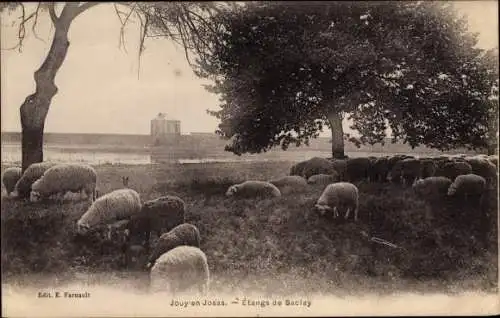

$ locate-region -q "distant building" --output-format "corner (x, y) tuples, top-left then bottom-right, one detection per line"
(150, 113), (181, 146)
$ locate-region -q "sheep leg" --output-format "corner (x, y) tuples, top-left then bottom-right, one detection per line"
(354, 206), (359, 222)
(123, 232), (131, 268)
(344, 208), (350, 220)
(333, 206), (339, 218)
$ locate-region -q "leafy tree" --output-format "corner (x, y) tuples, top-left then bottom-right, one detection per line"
(0, 2), (221, 175)
(195, 1), (497, 158)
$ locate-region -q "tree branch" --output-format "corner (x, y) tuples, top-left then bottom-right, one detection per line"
(74, 1), (101, 16)
(136, 10), (149, 79)
(31, 3), (45, 44)
(48, 2), (58, 24)
(112, 3), (138, 53)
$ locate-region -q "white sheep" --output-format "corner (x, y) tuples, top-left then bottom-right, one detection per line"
(314, 182), (359, 221)
(76, 188), (142, 235)
(12, 162), (56, 198)
(307, 173), (339, 185)
(30, 163), (97, 202)
(2, 167), (22, 196)
(412, 176), (452, 199)
(146, 223), (201, 269)
(149, 245), (210, 296)
(447, 174), (487, 203)
(225, 180), (281, 198)
(268, 176), (308, 194)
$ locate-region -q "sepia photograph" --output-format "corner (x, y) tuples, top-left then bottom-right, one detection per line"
(1, 1), (499, 317)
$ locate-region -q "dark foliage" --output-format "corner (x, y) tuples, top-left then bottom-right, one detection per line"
(194, 2), (498, 156)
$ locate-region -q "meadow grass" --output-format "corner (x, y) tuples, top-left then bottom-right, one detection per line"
(1, 161), (498, 296)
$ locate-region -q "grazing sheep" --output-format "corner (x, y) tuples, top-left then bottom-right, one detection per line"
(465, 157), (497, 185)
(390, 158), (421, 185)
(269, 176), (308, 193)
(330, 159), (348, 181)
(307, 173), (339, 185)
(2, 167), (22, 196)
(387, 155), (404, 169)
(388, 160), (404, 184)
(370, 157), (390, 183)
(226, 181), (281, 198)
(301, 157), (336, 180)
(289, 161), (309, 177)
(412, 176), (452, 200)
(76, 188), (142, 235)
(419, 160), (437, 179)
(447, 174), (487, 203)
(387, 155), (410, 183)
(146, 223), (201, 269)
(433, 158), (454, 176)
(30, 163), (97, 202)
(12, 162), (57, 198)
(346, 157), (371, 182)
(400, 158), (422, 185)
(438, 161), (472, 180)
(149, 246), (209, 296)
(127, 195), (186, 248)
(314, 182), (359, 221)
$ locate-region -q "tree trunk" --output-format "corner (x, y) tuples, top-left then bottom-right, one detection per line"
(21, 126), (45, 172)
(328, 111), (345, 159)
(20, 16), (73, 172)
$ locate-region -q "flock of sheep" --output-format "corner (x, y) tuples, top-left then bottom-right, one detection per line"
(2, 162), (208, 295)
(1, 152), (498, 295)
(227, 154), (498, 221)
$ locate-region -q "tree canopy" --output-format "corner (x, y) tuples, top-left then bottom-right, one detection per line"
(194, 1), (498, 156)
(0, 2), (224, 172)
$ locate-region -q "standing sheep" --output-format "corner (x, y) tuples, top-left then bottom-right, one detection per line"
(439, 161), (472, 180)
(268, 176), (308, 193)
(465, 157), (497, 185)
(149, 245), (210, 296)
(400, 158), (422, 185)
(12, 162), (56, 198)
(2, 167), (22, 196)
(289, 161), (309, 177)
(412, 176), (452, 200)
(314, 182), (359, 221)
(370, 157), (390, 183)
(226, 181), (281, 198)
(76, 188), (142, 235)
(346, 157), (371, 182)
(330, 159), (348, 181)
(146, 223), (201, 269)
(447, 174), (487, 204)
(390, 158), (421, 185)
(30, 163), (97, 202)
(388, 160), (404, 184)
(419, 160), (437, 179)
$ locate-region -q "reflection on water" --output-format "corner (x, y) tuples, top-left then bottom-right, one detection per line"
(1, 143), (428, 165)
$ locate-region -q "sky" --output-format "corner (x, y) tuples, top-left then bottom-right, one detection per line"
(1, 1), (498, 136)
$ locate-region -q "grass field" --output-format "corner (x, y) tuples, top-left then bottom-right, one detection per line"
(1, 161), (498, 296)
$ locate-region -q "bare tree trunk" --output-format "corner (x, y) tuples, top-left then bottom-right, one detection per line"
(328, 111), (345, 159)
(21, 126), (45, 172)
(20, 7), (75, 173)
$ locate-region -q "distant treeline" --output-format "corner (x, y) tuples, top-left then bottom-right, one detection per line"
(0, 131), (479, 155)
